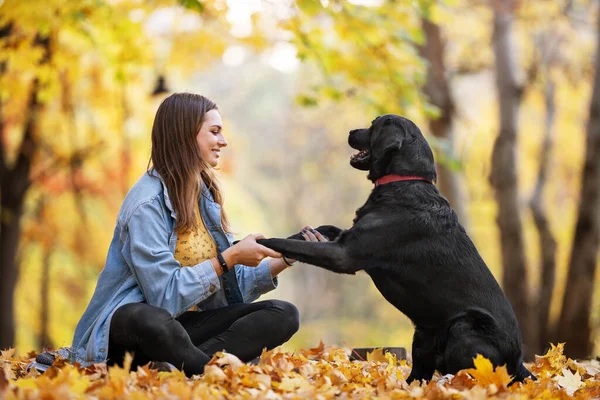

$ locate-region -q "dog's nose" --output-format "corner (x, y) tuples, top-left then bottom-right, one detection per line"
(349, 129), (362, 135)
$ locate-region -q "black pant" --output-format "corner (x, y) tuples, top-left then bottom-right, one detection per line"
(107, 300), (299, 376)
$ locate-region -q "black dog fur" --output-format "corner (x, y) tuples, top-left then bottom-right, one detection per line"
(258, 115), (534, 383)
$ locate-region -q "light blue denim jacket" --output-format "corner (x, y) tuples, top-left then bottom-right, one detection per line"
(71, 171), (277, 365)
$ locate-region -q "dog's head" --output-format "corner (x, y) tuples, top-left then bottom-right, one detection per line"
(348, 114), (437, 183)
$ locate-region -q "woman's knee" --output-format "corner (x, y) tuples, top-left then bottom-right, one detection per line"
(268, 300), (300, 338)
(113, 302), (180, 342)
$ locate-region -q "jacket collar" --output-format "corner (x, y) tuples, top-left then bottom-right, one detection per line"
(148, 169), (213, 220)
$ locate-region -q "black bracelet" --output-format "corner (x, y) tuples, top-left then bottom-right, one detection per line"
(282, 255), (296, 267)
(217, 252), (229, 273)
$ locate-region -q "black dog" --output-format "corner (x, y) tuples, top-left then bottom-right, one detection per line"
(258, 115), (534, 383)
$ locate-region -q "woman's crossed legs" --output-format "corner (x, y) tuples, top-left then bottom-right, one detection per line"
(107, 300), (299, 377)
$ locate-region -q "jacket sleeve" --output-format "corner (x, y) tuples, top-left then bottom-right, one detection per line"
(236, 258), (278, 303)
(122, 198), (221, 316)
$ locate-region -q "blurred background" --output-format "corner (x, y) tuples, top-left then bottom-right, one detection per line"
(1, 0), (599, 362)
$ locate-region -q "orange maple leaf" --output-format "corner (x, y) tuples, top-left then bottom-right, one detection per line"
(466, 354), (512, 388)
(300, 340), (325, 360)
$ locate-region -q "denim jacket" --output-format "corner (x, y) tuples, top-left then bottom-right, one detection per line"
(71, 171), (277, 365)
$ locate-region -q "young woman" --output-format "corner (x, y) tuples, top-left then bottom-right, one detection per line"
(71, 93), (327, 376)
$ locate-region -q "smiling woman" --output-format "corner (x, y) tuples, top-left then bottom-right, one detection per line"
(69, 93), (327, 377)
(196, 109), (226, 168)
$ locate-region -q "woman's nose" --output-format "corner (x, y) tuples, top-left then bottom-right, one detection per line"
(218, 135), (227, 147)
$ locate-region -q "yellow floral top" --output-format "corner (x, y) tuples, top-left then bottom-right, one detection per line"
(175, 206), (218, 267)
(175, 206), (218, 311)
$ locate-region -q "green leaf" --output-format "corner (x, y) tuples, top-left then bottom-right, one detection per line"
(178, 0), (204, 13)
(297, 0), (324, 17)
(295, 94), (319, 107)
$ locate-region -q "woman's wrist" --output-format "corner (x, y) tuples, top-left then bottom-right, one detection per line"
(211, 257), (223, 276)
(221, 247), (237, 270)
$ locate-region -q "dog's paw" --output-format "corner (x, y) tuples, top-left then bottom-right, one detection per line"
(315, 225), (342, 241)
(285, 232), (305, 240)
(285, 225), (343, 241)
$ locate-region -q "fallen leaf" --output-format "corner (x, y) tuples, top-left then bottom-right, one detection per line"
(212, 352), (243, 372)
(204, 364), (227, 383)
(554, 368), (583, 396)
(532, 343), (567, 378)
(278, 376), (310, 391)
(466, 354), (512, 388)
(366, 348), (387, 363)
(301, 341), (325, 360)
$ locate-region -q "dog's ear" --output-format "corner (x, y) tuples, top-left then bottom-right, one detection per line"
(369, 119), (403, 180)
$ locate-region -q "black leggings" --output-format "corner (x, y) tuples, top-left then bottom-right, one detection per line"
(107, 300), (299, 376)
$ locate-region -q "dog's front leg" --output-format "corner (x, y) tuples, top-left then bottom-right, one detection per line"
(257, 238), (360, 275)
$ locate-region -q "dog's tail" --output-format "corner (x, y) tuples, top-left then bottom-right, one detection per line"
(511, 362), (536, 384)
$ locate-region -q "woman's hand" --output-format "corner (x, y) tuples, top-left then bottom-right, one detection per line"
(284, 226), (329, 265)
(222, 233), (281, 267)
(299, 226), (329, 243)
(266, 225), (329, 278)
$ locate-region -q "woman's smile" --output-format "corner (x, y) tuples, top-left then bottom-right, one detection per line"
(197, 109), (227, 167)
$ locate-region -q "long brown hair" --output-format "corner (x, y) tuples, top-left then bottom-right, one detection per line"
(148, 93), (231, 233)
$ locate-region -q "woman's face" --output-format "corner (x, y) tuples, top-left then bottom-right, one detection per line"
(196, 109), (227, 167)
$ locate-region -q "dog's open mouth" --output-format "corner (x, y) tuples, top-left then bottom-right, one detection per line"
(350, 149), (370, 162)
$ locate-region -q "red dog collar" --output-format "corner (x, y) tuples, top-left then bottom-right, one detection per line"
(375, 175), (433, 187)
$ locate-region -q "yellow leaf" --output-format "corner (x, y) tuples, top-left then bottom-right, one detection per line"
(533, 343), (568, 377)
(13, 377), (37, 389)
(279, 376), (311, 391)
(0, 349), (15, 360)
(466, 354), (512, 388)
(385, 351), (398, 371)
(367, 348), (387, 363)
(158, 367), (187, 381)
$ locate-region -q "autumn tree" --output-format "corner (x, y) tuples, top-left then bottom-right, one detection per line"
(488, 0), (599, 358)
(489, 0), (534, 356)
(557, 6), (600, 358)
(0, 0), (230, 350)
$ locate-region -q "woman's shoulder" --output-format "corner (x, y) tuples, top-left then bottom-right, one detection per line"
(119, 171), (167, 222)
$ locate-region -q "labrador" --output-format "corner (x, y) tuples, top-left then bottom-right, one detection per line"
(257, 115), (534, 383)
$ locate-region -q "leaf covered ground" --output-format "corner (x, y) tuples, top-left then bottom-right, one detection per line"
(1, 342), (599, 399)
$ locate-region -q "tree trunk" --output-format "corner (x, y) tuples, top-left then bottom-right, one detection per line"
(0, 79), (38, 349)
(530, 78), (557, 354)
(419, 18), (469, 227)
(39, 246), (53, 349)
(489, 0), (535, 359)
(557, 11), (600, 359)
(0, 205), (23, 350)
(0, 29), (48, 349)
